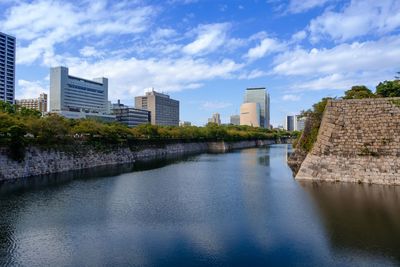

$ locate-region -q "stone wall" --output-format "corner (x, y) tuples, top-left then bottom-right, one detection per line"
(0, 140), (276, 181)
(296, 98), (400, 185)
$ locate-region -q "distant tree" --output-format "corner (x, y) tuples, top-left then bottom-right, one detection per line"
(376, 80), (400, 97)
(343, 85), (375, 99)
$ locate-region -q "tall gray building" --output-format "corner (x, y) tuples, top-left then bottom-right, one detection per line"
(50, 66), (109, 116)
(244, 87), (270, 128)
(135, 90), (179, 126)
(285, 115), (295, 131)
(0, 32), (16, 104)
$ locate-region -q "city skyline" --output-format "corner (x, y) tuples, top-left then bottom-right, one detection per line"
(1, 0), (400, 126)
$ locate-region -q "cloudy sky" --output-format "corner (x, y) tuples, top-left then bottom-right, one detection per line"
(1, 0), (400, 126)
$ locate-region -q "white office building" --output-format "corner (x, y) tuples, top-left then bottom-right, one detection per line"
(50, 66), (114, 120)
(244, 87), (270, 128)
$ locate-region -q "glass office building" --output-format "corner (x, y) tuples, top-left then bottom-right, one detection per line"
(244, 87), (270, 128)
(0, 32), (16, 104)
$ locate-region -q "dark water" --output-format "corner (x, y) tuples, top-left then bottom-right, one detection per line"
(0, 144), (399, 266)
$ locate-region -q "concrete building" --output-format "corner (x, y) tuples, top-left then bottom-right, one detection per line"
(240, 102), (261, 127)
(230, 115), (240, 125)
(208, 113), (221, 125)
(135, 90), (179, 126)
(0, 32), (16, 104)
(112, 100), (150, 127)
(285, 115), (306, 131)
(295, 116), (306, 131)
(244, 87), (270, 128)
(180, 121), (191, 126)
(16, 93), (48, 113)
(50, 66), (113, 120)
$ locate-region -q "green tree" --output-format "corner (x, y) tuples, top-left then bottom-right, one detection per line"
(376, 80), (400, 97)
(343, 85), (375, 99)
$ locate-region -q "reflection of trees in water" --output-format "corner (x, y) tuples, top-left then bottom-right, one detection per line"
(0, 154), (197, 195)
(301, 182), (400, 262)
(258, 155), (270, 166)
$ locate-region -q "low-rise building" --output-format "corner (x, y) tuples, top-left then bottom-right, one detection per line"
(16, 93), (48, 113)
(230, 115), (240, 125)
(112, 100), (150, 127)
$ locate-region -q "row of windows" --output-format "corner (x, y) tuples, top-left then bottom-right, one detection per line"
(64, 89), (105, 102)
(67, 83), (104, 94)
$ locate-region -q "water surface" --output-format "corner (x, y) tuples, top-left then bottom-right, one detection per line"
(0, 145), (399, 266)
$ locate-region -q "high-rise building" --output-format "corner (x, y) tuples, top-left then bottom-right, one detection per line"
(180, 121), (191, 126)
(50, 66), (114, 121)
(285, 115), (295, 131)
(16, 93), (48, 113)
(230, 115), (240, 125)
(240, 102), (261, 127)
(135, 90), (179, 126)
(0, 32), (16, 104)
(112, 100), (150, 127)
(285, 115), (307, 131)
(244, 87), (270, 128)
(208, 113), (221, 125)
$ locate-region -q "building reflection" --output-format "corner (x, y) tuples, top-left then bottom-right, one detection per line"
(300, 181), (400, 263)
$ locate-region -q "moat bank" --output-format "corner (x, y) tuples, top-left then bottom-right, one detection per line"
(0, 139), (282, 181)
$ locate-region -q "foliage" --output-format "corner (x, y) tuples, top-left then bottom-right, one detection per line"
(294, 98), (331, 152)
(343, 85), (375, 99)
(376, 80), (400, 97)
(0, 101), (292, 160)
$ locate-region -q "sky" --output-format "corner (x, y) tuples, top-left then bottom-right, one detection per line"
(1, 0), (400, 126)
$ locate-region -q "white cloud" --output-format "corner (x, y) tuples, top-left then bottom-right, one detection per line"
(291, 30), (307, 42)
(282, 94), (301, 101)
(201, 101), (232, 110)
(273, 36), (400, 76)
(16, 80), (48, 100)
(308, 0), (400, 42)
(238, 69), (267, 80)
(68, 57), (243, 102)
(1, 0), (157, 65)
(288, 0), (332, 14)
(79, 46), (102, 57)
(183, 23), (230, 55)
(245, 38), (284, 61)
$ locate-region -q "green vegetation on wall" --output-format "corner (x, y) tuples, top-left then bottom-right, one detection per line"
(294, 75), (400, 153)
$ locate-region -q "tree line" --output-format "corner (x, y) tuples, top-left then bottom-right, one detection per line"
(0, 101), (291, 160)
(294, 75), (400, 152)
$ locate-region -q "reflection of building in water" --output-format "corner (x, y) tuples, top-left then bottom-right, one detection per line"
(300, 182), (400, 263)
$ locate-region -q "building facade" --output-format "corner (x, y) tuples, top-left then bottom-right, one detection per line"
(135, 90), (179, 126)
(112, 100), (150, 127)
(208, 113), (221, 125)
(16, 93), (48, 112)
(230, 115), (240, 125)
(285, 115), (306, 131)
(240, 102), (261, 127)
(0, 32), (16, 104)
(285, 115), (295, 131)
(50, 66), (111, 119)
(244, 87), (270, 128)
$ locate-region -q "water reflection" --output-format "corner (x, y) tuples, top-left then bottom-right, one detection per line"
(300, 182), (400, 263)
(0, 145), (399, 266)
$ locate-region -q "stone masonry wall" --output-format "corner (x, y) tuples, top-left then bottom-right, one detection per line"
(0, 140), (276, 181)
(296, 97), (400, 185)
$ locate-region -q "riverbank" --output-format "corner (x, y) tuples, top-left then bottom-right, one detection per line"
(0, 139), (281, 181)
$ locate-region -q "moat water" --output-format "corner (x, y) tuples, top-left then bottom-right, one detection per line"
(0, 144), (399, 266)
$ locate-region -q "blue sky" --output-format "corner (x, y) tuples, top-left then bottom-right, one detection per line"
(1, 0), (400, 126)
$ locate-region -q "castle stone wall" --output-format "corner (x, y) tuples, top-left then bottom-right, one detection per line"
(296, 98), (400, 185)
